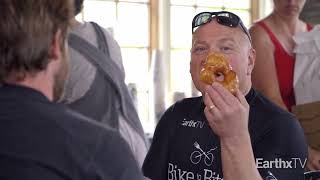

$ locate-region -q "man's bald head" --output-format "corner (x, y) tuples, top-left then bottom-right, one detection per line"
(192, 18), (251, 50)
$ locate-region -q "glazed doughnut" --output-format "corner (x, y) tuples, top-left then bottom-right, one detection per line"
(199, 52), (239, 94)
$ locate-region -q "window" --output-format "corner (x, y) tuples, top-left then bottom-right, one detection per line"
(261, 0), (273, 17)
(260, 0), (273, 18)
(77, 0), (152, 133)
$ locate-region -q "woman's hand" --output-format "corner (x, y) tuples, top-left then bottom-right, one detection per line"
(307, 146), (320, 171)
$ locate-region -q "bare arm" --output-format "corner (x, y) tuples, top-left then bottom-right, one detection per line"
(249, 25), (287, 110)
(203, 84), (262, 180)
(220, 134), (262, 180)
(307, 146), (320, 170)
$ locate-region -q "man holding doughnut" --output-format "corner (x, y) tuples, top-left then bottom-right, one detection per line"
(143, 11), (307, 180)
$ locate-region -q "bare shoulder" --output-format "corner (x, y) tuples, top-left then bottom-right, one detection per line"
(249, 21), (271, 45)
(249, 21), (276, 55)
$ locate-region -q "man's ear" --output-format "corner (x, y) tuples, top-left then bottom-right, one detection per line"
(247, 48), (256, 75)
(48, 29), (63, 61)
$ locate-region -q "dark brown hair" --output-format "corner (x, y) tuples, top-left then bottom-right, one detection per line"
(0, 0), (73, 82)
(74, 0), (84, 16)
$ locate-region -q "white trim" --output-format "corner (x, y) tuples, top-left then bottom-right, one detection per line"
(158, 0), (171, 109)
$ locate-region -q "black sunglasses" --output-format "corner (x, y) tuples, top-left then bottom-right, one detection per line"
(192, 11), (252, 42)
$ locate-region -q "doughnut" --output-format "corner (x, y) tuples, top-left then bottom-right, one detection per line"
(199, 52), (239, 94)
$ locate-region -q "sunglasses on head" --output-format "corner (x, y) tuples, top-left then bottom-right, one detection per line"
(192, 11), (252, 42)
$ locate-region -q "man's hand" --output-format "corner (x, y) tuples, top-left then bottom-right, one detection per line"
(307, 146), (320, 170)
(203, 83), (262, 180)
(203, 83), (250, 139)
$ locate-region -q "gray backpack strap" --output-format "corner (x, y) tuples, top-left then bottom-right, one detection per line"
(90, 22), (110, 56)
(68, 28), (147, 144)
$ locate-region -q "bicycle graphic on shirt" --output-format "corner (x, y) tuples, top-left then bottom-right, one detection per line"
(190, 141), (218, 166)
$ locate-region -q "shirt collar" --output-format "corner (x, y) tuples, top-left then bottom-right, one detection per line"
(0, 83), (50, 102)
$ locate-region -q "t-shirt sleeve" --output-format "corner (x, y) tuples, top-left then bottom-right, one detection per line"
(89, 130), (144, 180)
(254, 115), (308, 180)
(142, 106), (176, 180)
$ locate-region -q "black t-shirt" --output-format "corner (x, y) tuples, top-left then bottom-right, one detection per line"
(0, 84), (143, 180)
(143, 89), (307, 180)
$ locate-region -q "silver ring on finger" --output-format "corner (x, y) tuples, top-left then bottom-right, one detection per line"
(209, 105), (215, 111)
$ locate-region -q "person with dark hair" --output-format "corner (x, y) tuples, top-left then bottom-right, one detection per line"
(74, 0), (84, 15)
(143, 11), (307, 180)
(60, 0), (149, 168)
(0, 0), (143, 179)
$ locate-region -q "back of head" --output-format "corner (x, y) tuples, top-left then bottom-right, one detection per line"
(0, 0), (73, 83)
(74, 0), (84, 16)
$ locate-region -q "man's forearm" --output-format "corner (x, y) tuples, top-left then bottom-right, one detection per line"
(220, 133), (262, 180)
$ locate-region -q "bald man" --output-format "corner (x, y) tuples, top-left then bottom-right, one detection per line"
(142, 11), (307, 180)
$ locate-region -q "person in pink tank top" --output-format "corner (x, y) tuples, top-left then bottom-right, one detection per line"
(249, 0), (320, 171)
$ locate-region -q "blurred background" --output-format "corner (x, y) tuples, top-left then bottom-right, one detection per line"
(75, 0), (320, 135)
